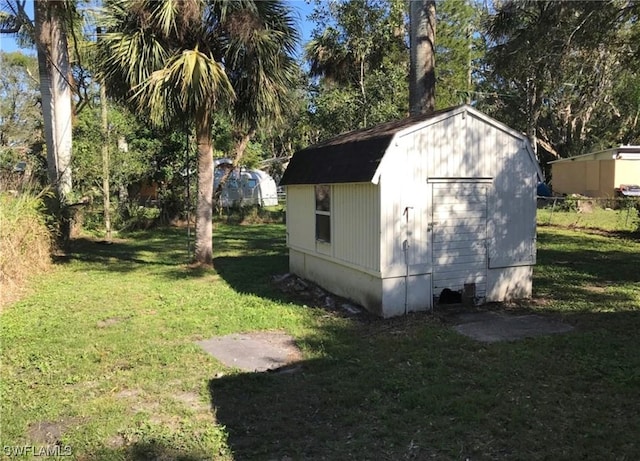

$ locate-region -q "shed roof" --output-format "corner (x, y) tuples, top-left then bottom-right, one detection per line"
(548, 145), (640, 164)
(280, 106), (463, 186)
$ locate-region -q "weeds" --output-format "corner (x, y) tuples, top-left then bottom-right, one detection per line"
(0, 191), (52, 308)
(537, 199), (640, 232)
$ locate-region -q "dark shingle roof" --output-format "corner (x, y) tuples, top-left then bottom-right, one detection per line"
(280, 106), (461, 186)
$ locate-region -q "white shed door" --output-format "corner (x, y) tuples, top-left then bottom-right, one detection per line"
(431, 183), (488, 299)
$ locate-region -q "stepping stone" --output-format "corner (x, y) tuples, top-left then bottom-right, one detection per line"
(453, 312), (574, 343)
(197, 331), (302, 372)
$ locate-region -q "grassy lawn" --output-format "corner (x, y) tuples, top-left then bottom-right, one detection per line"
(1, 222), (639, 460)
(537, 203), (640, 232)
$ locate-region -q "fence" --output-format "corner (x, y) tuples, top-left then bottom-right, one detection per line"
(536, 196), (640, 232)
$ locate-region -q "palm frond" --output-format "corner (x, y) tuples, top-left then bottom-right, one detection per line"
(149, 0), (178, 36)
(305, 28), (352, 82)
(0, 8), (19, 33)
(102, 29), (170, 87)
(97, 0), (173, 97)
(132, 48), (234, 127)
(97, 0), (299, 130)
(222, 0), (300, 128)
(0, 0), (33, 44)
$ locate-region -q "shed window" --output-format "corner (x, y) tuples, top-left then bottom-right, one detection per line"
(315, 185), (331, 242)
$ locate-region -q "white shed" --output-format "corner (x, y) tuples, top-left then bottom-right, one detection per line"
(280, 105), (542, 318)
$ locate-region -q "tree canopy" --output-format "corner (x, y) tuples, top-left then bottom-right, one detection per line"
(2, 0), (639, 242)
(96, 0), (299, 264)
(0, 51), (41, 165)
(481, 0), (640, 162)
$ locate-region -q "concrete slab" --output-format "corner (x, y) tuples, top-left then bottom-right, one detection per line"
(453, 311), (504, 325)
(197, 331), (302, 372)
(453, 313), (574, 343)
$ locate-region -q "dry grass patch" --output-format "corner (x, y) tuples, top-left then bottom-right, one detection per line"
(0, 192), (52, 308)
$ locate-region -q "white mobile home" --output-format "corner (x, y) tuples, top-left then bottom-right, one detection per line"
(280, 105), (541, 318)
(214, 159), (279, 207)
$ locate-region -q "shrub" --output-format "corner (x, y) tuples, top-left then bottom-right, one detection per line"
(115, 203), (161, 230)
(218, 205), (286, 225)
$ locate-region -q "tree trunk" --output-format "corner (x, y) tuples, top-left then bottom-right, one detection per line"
(525, 75), (543, 159)
(409, 0), (436, 115)
(213, 128), (255, 208)
(194, 109), (214, 266)
(97, 26), (111, 240)
(359, 56), (367, 127)
(100, 80), (111, 240)
(34, 0), (73, 200)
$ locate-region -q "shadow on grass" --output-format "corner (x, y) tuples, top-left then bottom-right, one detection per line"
(44, 224), (640, 459)
(533, 230), (640, 321)
(56, 223), (287, 279)
(210, 255), (288, 298)
(212, 222), (288, 256)
(537, 223), (640, 241)
(162, 223), (289, 286)
(206, 223), (290, 299)
(537, 231), (639, 280)
(208, 318), (450, 460)
(208, 308), (640, 460)
(57, 227), (193, 272)
(85, 441), (216, 461)
(205, 227), (640, 459)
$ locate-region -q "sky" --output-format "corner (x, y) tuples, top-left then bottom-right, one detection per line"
(0, 0), (316, 57)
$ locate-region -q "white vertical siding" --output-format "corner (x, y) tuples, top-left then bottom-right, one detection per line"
(379, 174), (404, 275)
(333, 183), (381, 272)
(410, 113), (494, 179)
(488, 137), (537, 268)
(487, 266), (533, 301)
(465, 113), (496, 178)
(285, 185), (315, 252)
(403, 141), (430, 272)
(378, 141), (430, 277)
(408, 110), (537, 272)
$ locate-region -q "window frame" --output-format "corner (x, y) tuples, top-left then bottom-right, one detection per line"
(314, 184), (331, 243)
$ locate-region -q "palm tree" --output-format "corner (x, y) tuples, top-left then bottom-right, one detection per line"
(97, 0), (298, 266)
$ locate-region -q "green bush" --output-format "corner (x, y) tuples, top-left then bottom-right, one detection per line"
(116, 203), (161, 230)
